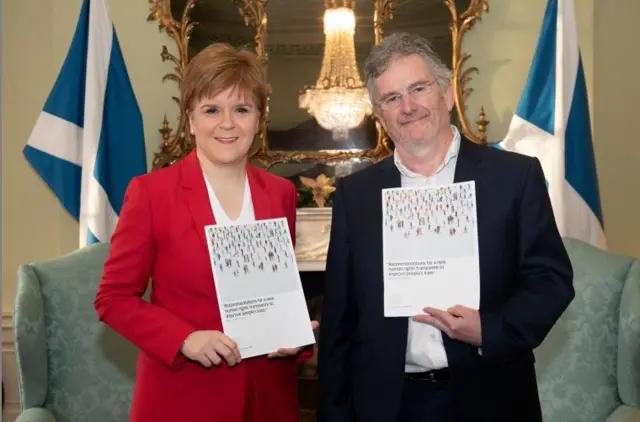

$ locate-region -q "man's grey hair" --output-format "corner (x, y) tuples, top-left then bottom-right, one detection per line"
(363, 32), (453, 98)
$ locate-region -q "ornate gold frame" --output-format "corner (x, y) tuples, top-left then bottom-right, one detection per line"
(147, 0), (489, 171)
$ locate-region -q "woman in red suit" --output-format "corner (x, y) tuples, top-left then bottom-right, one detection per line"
(94, 43), (316, 422)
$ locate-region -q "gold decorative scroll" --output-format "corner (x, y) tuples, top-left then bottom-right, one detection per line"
(447, 0), (490, 144)
(147, 0), (197, 169)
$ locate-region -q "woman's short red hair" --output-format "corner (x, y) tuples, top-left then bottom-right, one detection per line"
(180, 43), (267, 120)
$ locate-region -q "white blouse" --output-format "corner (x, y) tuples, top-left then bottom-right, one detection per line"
(203, 172), (255, 225)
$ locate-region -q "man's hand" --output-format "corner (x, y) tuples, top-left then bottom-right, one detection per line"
(267, 320), (319, 358)
(413, 305), (482, 346)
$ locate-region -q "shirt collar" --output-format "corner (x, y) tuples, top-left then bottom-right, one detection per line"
(393, 125), (461, 179)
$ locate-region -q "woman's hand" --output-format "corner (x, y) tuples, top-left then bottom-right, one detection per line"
(267, 320), (319, 359)
(180, 330), (242, 368)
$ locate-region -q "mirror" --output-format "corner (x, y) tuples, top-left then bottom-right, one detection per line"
(175, 1), (257, 60)
(265, 1), (377, 153)
(148, 0), (489, 173)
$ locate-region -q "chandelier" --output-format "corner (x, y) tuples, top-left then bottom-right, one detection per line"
(299, 0), (372, 141)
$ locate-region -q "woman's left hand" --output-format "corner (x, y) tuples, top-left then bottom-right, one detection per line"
(267, 320), (319, 358)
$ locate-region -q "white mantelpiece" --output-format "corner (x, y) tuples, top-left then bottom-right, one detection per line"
(294, 207), (332, 272)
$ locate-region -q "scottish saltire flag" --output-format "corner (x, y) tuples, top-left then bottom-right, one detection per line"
(23, 0), (147, 247)
(496, 0), (606, 249)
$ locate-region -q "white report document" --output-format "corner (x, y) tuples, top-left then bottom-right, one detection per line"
(205, 217), (316, 358)
(382, 181), (480, 317)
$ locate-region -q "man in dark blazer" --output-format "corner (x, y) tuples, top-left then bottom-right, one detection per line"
(317, 32), (575, 422)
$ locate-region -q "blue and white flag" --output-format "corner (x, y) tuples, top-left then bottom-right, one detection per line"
(23, 0), (147, 247)
(496, 0), (606, 249)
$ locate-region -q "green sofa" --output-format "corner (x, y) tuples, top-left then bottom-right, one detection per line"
(12, 239), (640, 421)
(13, 244), (136, 422)
(535, 238), (640, 421)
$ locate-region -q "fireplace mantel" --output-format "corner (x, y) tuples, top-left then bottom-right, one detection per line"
(295, 207), (332, 272)
(293, 207), (331, 415)
(298, 260), (326, 272)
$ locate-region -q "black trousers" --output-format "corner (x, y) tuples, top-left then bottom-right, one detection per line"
(396, 376), (455, 422)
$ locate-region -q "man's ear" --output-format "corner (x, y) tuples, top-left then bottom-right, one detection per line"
(373, 108), (388, 132)
(444, 83), (454, 112)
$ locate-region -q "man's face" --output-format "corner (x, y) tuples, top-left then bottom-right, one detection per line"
(372, 54), (454, 155)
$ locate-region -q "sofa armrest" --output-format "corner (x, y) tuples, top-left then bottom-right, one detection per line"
(15, 407), (57, 422)
(618, 261), (640, 408)
(606, 405), (640, 422)
(14, 265), (49, 409)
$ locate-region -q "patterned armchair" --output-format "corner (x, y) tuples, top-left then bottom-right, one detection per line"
(13, 243), (136, 422)
(535, 238), (640, 422)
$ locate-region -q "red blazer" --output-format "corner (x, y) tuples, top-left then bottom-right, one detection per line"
(94, 150), (312, 422)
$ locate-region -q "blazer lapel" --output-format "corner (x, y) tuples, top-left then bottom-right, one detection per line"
(446, 136), (486, 368)
(379, 156), (402, 190)
(377, 158), (410, 357)
(181, 151), (216, 251)
(453, 136), (484, 184)
(246, 165), (272, 221)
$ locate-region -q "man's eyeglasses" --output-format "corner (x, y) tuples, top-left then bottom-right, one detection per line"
(375, 79), (439, 111)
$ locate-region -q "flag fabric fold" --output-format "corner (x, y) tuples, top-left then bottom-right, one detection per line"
(23, 0), (147, 247)
(496, 0), (606, 249)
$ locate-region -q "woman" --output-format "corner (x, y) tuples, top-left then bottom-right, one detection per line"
(94, 43), (314, 422)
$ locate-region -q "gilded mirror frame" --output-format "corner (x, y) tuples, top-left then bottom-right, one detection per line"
(147, 0), (489, 171)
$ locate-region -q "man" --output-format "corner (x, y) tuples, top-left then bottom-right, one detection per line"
(317, 33), (574, 422)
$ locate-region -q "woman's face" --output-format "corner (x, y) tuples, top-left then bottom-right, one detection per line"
(188, 86), (260, 167)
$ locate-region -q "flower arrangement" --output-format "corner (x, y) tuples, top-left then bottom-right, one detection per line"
(297, 174), (336, 208)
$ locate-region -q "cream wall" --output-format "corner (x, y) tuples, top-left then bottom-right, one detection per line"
(2, 0), (639, 419)
(592, 0), (640, 259)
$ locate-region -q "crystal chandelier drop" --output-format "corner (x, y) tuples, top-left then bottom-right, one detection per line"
(299, 0), (372, 141)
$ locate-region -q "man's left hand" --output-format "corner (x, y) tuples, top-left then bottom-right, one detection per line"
(267, 320), (319, 358)
(413, 305), (482, 346)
